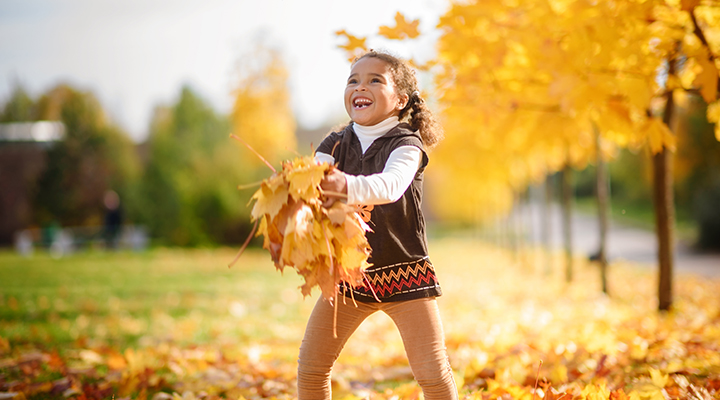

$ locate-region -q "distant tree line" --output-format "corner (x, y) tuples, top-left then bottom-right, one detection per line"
(0, 48), (298, 247)
(2, 37), (719, 252)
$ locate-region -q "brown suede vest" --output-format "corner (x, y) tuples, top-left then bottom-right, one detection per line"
(316, 123), (442, 302)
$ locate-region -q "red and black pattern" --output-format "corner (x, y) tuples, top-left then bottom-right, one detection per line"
(344, 257), (442, 302)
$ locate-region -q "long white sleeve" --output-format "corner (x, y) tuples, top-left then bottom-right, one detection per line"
(315, 152), (335, 166)
(316, 146), (422, 205)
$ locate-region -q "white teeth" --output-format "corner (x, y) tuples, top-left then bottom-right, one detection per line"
(353, 98), (372, 108)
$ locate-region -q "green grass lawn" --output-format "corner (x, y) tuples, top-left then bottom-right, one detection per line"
(0, 248), (314, 359)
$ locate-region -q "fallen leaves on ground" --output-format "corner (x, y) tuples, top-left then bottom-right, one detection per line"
(1, 239), (719, 399)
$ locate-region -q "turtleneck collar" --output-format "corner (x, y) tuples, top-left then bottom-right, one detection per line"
(353, 116), (399, 153)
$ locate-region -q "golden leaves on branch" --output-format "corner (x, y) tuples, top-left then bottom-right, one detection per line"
(693, 54), (719, 104)
(244, 155), (372, 302)
(643, 117), (677, 153)
(332, 2), (720, 224)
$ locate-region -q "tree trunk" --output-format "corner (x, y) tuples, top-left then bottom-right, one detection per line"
(561, 164), (573, 283)
(594, 125), (610, 295)
(653, 55), (677, 312)
(653, 148), (674, 311)
(541, 175), (553, 276)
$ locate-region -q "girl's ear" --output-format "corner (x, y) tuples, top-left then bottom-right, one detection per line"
(397, 93), (410, 110)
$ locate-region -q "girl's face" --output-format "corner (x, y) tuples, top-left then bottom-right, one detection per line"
(344, 57), (408, 126)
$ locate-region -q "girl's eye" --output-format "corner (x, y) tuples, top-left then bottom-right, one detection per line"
(371, 78), (381, 83)
(347, 79), (357, 85)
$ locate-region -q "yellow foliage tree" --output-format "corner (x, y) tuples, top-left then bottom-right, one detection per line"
(231, 46), (297, 167)
(336, 1), (719, 307)
(335, 1), (718, 219)
(430, 0), (680, 220)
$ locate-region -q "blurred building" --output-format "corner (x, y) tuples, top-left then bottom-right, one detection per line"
(0, 121), (65, 246)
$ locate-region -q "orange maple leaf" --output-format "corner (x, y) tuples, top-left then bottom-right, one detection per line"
(335, 29), (367, 53)
(378, 12), (420, 40)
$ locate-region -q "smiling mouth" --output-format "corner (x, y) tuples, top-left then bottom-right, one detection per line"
(353, 97), (373, 109)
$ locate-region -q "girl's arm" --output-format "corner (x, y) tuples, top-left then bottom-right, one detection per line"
(316, 146), (422, 205)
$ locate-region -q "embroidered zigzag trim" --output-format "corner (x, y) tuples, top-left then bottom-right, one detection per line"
(357, 259), (439, 298)
(366, 260), (435, 286)
(371, 270), (437, 297)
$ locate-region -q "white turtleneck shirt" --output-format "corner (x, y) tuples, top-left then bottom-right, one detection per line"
(315, 116), (422, 205)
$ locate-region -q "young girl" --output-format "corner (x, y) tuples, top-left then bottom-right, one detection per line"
(297, 50), (458, 399)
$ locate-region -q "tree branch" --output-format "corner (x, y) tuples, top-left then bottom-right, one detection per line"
(689, 8), (720, 93)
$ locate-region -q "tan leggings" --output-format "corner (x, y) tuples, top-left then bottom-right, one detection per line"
(297, 296), (458, 400)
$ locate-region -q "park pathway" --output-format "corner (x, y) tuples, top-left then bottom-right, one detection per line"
(521, 202), (720, 278)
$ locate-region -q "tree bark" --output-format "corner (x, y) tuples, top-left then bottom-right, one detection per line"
(561, 164), (573, 283)
(594, 126), (610, 295)
(654, 55), (677, 311)
(653, 148), (674, 311)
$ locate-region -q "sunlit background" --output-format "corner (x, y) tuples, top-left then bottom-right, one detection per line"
(2, 1), (720, 399)
(0, 0), (446, 142)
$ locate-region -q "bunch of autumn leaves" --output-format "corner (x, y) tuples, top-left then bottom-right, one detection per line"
(230, 150), (373, 303)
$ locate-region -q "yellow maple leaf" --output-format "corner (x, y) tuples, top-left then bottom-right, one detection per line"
(378, 12), (420, 40)
(283, 200), (314, 237)
(633, 382), (665, 400)
(582, 384), (611, 400)
(550, 363), (568, 384)
(250, 182), (289, 220)
(284, 232), (316, 268)
(285, 159), (328, 201)
(325, 202), (351, 225)
(693, 53), (719, 104)
(338, 234), (370, 265)
(649, 367), (668, 388)
(680, 0), (700, 11)
(310, 221), (331, 257)
(342, 214), (366, 241)
(335, 29), (368, 61)
(264, 172), (285, 192)
(644, 117), (676, 154)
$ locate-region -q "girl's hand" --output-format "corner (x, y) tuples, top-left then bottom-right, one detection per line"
(320, 169), (348, 207)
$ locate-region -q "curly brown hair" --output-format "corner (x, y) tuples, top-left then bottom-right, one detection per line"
(352, 50), (444, 149)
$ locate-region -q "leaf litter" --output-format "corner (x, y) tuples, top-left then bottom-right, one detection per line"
(2, 239), (719, 399)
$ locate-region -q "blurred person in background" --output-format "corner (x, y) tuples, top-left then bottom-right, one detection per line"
(103, 190), (123, 249)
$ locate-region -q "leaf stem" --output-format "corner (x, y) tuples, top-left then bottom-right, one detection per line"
(228, 220), (258, 268)
(532, 359), (544, 400)
(320, 190), (349, 199)
(237, 181), (263, 190)
(230, 133), (276, 173)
